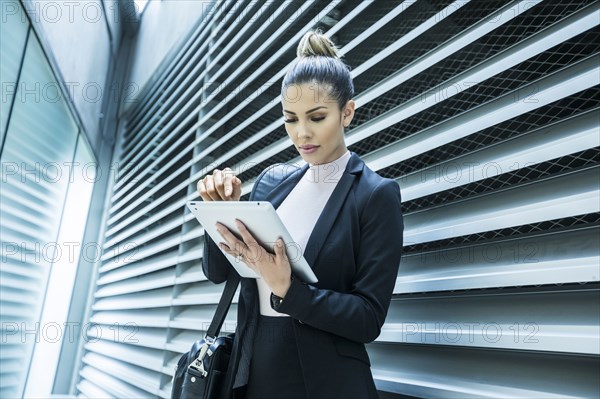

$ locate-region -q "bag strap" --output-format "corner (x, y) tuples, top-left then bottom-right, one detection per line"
(205, 270), (239, 341)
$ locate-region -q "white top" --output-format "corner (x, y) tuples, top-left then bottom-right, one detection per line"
(256, 150), (352, 316)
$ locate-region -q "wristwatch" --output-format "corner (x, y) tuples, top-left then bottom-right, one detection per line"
(270, 275), (294, 311)
(270, 292), (284, 310)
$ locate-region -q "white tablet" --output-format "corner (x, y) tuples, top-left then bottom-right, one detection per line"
(187, 201), (318, 283)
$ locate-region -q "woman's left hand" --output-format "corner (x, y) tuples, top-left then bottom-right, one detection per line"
(215, 219), (292, 298)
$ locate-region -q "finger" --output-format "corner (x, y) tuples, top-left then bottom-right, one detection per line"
(204, 176), (221, 201)
(234, 219), (259, 248)
(275, 238), (289, 265)
(216, 223), (244, 250)
(197, 179), (210, 201)
(218, 242), (244, 262)
(213, 169), (227, 199)
(223, 168), (235, 198)
(198, 177), (216, 201)
(275, 238), (287, 257)
(218, 242), (240, 257)
(218, 241), (232, 253)
(220, 244), (258, 271)
(230, 176), (242, 200)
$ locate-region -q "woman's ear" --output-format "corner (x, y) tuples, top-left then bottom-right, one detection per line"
(342, 100), (356, 127)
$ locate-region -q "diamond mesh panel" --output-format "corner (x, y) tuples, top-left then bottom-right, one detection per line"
(401, 147), (600, 213)
(349, 26), (599, 156)
(348, 0), (457, 69)
(350, 3), (598, 134)
(378, 87), (600, 178)
(352, 0), (513, 97)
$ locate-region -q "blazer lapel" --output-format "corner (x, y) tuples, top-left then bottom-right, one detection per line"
(303, 154), (363, 267)
(263, 152), (365, 270)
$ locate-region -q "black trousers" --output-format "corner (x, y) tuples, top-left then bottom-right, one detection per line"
(244, 315), (307, 399)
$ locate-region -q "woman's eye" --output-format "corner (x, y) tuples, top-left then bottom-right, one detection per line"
(312, 117), (325, 122)
(283, 117), (325, 123)
(283, 119), (295, 123)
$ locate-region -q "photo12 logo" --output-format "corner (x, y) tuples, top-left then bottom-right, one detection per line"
(1, 241), (138, 264)
(1, 322), (139, 344)
(2, 1), (140, 24)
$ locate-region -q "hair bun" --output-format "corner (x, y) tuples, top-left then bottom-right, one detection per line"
(296, 28), (341, 59)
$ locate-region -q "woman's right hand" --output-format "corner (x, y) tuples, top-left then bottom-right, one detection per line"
(197, 167), (242, 201)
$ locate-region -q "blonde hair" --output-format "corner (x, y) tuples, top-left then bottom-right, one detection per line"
(296, 28), (341, 58)
(281, 28), (354, 111)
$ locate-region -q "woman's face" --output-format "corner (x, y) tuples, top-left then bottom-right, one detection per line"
(281, 82), (355, 165)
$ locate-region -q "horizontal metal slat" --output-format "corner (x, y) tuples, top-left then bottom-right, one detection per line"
(84, 340), (163, 373)
(78, 364), (153, 398)
(168, 304), (237, 332)
(380, 287), (599, 354)
(0, 173), (57, 203)
(0, 273), (39, 293)
(0, 257), (44, 274)
(172, 284), (238, 306)
(120, 1), (280, 164)
(104, 203), (188, 251)
(99, 237), (181, 271)
(85, 324), (166, 351)
(108, 165), (192, 229)
(369, 339), (599, 398)
(95, 267), (176, 298)
(104, 202), (188, 250)
(2, 133), (64, 169)
(0, 302), (37, 321)
(0, 287), (38, 306)
(1, 190), (51, 222)
(1, 219), (50, 242)
(395, 226), (600, 293)
(353, 0), (472, 78)
(0, 379), (19, 397)
(0, 345), (22, 361)
(358, 55), (600, 180)
(76, 378), (112, 399)
(404, 166), (599, 244)
(90, 308), (171, 329)
(400, 109), (600, 201)
(100, 219), (204, 272)
(97, 251), (178, 286)
(91, 287), (174, 311)
(174, 256), (207, 286)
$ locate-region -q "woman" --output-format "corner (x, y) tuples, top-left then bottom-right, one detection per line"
(197, 29), (403, 399)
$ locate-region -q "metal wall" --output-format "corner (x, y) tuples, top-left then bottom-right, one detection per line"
(76, 1), (600, 397)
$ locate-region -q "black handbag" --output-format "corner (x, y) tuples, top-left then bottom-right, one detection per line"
(171, 272), (240, 399)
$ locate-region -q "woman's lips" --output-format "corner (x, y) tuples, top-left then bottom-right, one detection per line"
(300, 146), (319, 154)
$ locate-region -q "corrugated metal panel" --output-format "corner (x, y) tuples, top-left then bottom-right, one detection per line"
(76, 0), (600, 397)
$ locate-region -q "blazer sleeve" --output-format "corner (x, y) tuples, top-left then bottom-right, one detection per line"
(275, 179), (404, 343)
(202, 233), (231, 284)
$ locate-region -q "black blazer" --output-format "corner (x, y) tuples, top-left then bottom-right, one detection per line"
(202, 151), (404, 399)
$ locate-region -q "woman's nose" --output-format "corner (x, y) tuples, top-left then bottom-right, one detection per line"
(297, 124), (311, 139)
